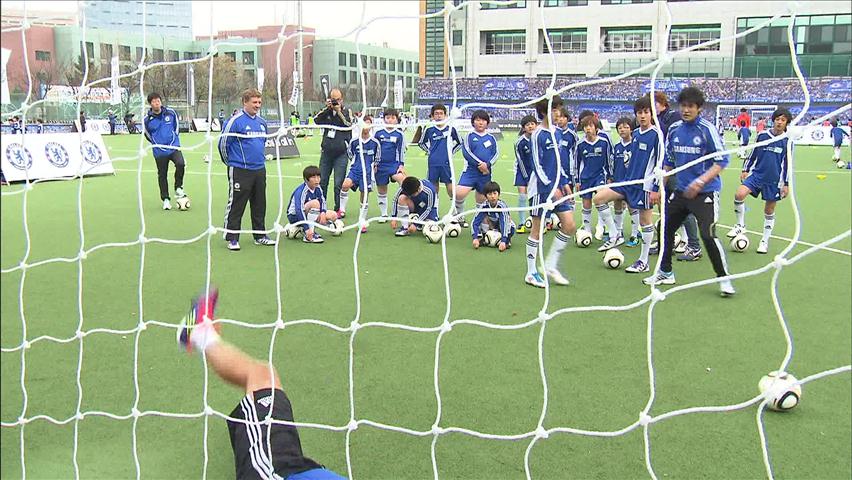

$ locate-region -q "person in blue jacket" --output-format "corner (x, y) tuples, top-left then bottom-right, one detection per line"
(144, 93), (185, 210)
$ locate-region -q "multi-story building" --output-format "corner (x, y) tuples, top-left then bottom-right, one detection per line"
(312, 39), (420, 106)
(421, 0), (851, 78)
(81, 0), (193, 40)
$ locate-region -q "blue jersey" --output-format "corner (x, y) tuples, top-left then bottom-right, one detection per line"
(831, 126), (850, 146)
(219, 110), (268, 170)
(472, 199), (514, 242)
(743, 130), (790, 187)
(575, 134), (613, 184)
(287, 183), (327, 221)
(143, 106), (181, 158)
(347, 137), (381, 176)
(664, 118), (729, 193)
(529, 126), (560, 191)
(628, 126), (663, 191)
(374, 128), (406, 166)
(612, 139), (631, 183)
(461, 131), (499, 172)
(418, 125), (461, 167)
(739, 126), (751, 144)
(514, 135), (533, 180)
(392, 179), (438, 220)
(557, 127), (576, 182)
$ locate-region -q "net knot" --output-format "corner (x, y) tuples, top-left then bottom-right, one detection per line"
(545, 87), (558, 98)
(131, 407), (141, 418)
(19, 261), (28, 271)
(76, 412), (85, 421)
(204, 405), (215, 416)
(772, 255), (790, 270)
(639, 413), (652, 426)
(786, 125), (804, 141)
(76, 330), (84, 340)
(658, 53), (673, 65)
(207, 225), (217, 236)
(138, 321), (147, 331)
(79, 249), (88, 260)
(535, 426), (549, 439)
(347, 419), (359, 431)
(431, 424), (445, 435)
(275, 319), (286, 330)
(273, 222), (285, 234)
(350, 321), (361, 332)
(138, 234), (147, 243)
(22, 340), (31, 350)
(537, 311), (552, 322)
(18, 415), (28, 425)
(650, 288), (666, 302)
(449, 107), (462, 120)
(440, 321), (452, 334)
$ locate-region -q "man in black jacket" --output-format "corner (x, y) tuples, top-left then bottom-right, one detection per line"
(313, 88), (354, 216)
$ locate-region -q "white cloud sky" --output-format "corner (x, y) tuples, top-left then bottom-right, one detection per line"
(5, 1), (420, 51)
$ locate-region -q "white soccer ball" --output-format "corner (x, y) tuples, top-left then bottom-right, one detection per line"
(423, 221), (444, 243)
(176, 196), (191, 211)
(482, 230), (502, 247)
(283, 223), (303, 239)
(603, 248), (624, 269)
(523, 217), (533, 230)
(837, 160), (847, 169)
(408, 213), (421, 227)
(758, 371), (802, 411)
(731, 234), (750, 252)
(574, 229), (593, 248)
(445, 222), (462, 238)
(673, 232), (683, 248)
(331, 219), (345, 236)
(265, 154), (274, 161)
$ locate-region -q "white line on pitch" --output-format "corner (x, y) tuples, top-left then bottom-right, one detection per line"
(714, 223), (851, 257)
(113, 168), (303, 179)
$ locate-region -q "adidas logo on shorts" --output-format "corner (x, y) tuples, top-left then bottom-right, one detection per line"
(257, 395), (273, 408)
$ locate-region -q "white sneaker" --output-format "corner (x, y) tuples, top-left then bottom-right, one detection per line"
(175, 187), (186, 198)
(643, 271), (676, 286)
(594, 224), (605, 241)
(756, 239), (769, 254)
(163, 199), (171, 210)
(597, 234), (624, 252)
(377, 215), (389, 224)
(727, 224), (745, 238)
(546, 268), (570, 286)
(525, 272), (546, 288)
(719, 279), (736, 297)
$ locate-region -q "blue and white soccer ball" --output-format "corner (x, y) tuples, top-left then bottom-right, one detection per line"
(603, 248), (624, 269)
(758, 371), (802, 411)
(730, 234), (749, 252)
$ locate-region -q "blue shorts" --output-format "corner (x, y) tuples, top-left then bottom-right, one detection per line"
(428, 165), (453, 185)
(528, 190), (574, 217)
(346, 169), (372, 192)
(577, 176), (606, 199)
(287, 213), (313, 232)
(743, 175), (782, 201)
(412, 208), (439, 222)
(458, 171), (490, 194)
(514, 169), (530, 187)
(611, 185), (651, 210)
(375, 162), (403, 186)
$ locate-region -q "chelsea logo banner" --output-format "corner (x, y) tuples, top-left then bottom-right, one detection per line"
(1, 132), (115, 182)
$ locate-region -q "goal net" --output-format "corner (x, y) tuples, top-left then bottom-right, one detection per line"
(1, 1), (850, 479)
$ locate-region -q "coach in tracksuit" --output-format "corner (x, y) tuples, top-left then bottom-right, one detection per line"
(219, 88), (276, 250)
(144, 93), (185, 210)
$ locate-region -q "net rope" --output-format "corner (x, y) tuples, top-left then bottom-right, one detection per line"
(1, 1), (851, 479)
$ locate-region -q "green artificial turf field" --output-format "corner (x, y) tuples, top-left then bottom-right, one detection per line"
(1, 129), (850, 479)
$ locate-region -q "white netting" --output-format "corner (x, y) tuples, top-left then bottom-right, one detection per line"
(1, 1), (851, 479)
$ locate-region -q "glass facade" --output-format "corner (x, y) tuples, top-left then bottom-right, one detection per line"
(540, 28), (587, 54)
(483, 30), (526, 55)
(424, 0), (445, 77)
(601, 26), (653, 52)
(669, 24), (721, 51)
(82, 1), (192, 40)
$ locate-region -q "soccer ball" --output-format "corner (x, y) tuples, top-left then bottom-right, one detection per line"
(423, 222), (444, 243)
(445, 222), (462, 238)
(408, 213), (421, 227)
(176, 196), (190, 211)
(523, 217), (533, 230)
(482, 230), (502, 247)
(730, 234), (750, 252)
(603, 248), (624, 269)
(574, 229), (593, 248)
(758, 371), (802, 411)
(837, 160), (847, 169)
(331, 219), (345, 236)
(673, 232), (683, 249)
(545, 216), (555, 230)
(282, 224), (303, 239)
(265, 154), (274, 161)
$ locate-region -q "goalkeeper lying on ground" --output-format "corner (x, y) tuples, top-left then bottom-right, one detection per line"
(179, 289), (346, 480)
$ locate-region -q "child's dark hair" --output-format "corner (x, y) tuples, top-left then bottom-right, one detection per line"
(677, 87), (706, 108)
(401, 176), (421, 196)
(519, 114), (537, 134)
(740, 107), (747, 112)
(383, 108), (399, 119)
(146, 92), (162, 104)
(578, 109), (595, 122)
(830, 119), (838, 127)
(616, 116), (634, 130)
(771, 108), (792, 126)
(303, 165), (321, 181)
(483, 181), (501, 195)
(430, 104), (447, 116)
(579, 115), (599, 130)
(534, 95), (563, 120)
(739, 120), (746, 127)
(557, 107), (570, 120)
(362, 114), (373, 123)
(633, 94), (652, 114)
(471, 109), (490, 125)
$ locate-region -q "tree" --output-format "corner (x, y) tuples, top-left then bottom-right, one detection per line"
(144, 63), (187, 105)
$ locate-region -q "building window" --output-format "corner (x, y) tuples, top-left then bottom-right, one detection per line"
(389, 59), (396, 71)
(540, 28), (587, 53)
(540, 0), (588, 6)
(242, 51), (255, 65)
(370, 56), (377, 69)
(339, 70), (347, 84)
(669, 24), (721, 51)
(84, 41), (95, 60)
(483, 30), (526, 55)
(339, 52), (346, 66)
(361, 54), (367, 67)
(152, 48), (164, 62)
(119, 45), (130, 61)
(168, 50), (179, 61)
(452, 30), (463, 46)
(406, 61), (412, 73)
(415, 61), (419, 72)
(601, 0), (652, 4)
(136, 47), (143, 61)
(601, 26), (652, 52)
(379, 73), (386, 85)
(406, 76), (412, 88)
(349, 53), (357, 67)
(35, 50), (51, 62)
(100, 44), (113, 60)
(481, 0), (526, 8)
(350, 70), (359, 84)
(453, 66), (463, 73)
(380, 57), (387, 70)
(224, 51), (236, 62)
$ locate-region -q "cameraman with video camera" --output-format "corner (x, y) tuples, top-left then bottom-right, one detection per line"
(313, 88), (354, 216)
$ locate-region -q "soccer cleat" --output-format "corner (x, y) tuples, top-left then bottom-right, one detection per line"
(643, 271), (676, 286)
(254, 236), (277, 246)
(594, 224), (605, 241)
(525, 272), (546, 288)
(175, 187), (186, 198)
(625, 260), (650, 274)
(227, 240), (240, 251)
(674, 239), (688, 254)
(457, 218), (469, 228)
(394, 227), (410, 237)
(719, 279), (736, 297)
(303, 233), (324, 243)
(178, 288), (220, 353)
(163, 199), (172, 210)
(377, 215), (389, 224)
(597, 234), (624, 252)
(360, 225), (368, 234)
(756, 239), (769, 254)
(648, 242), (659, 255)
(727, 224), (746, 238)
(677, 246), (702, 262)
(546, 268), (570, 286)
(516, 225), (528, 234)
(625, 235), (639, 247)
